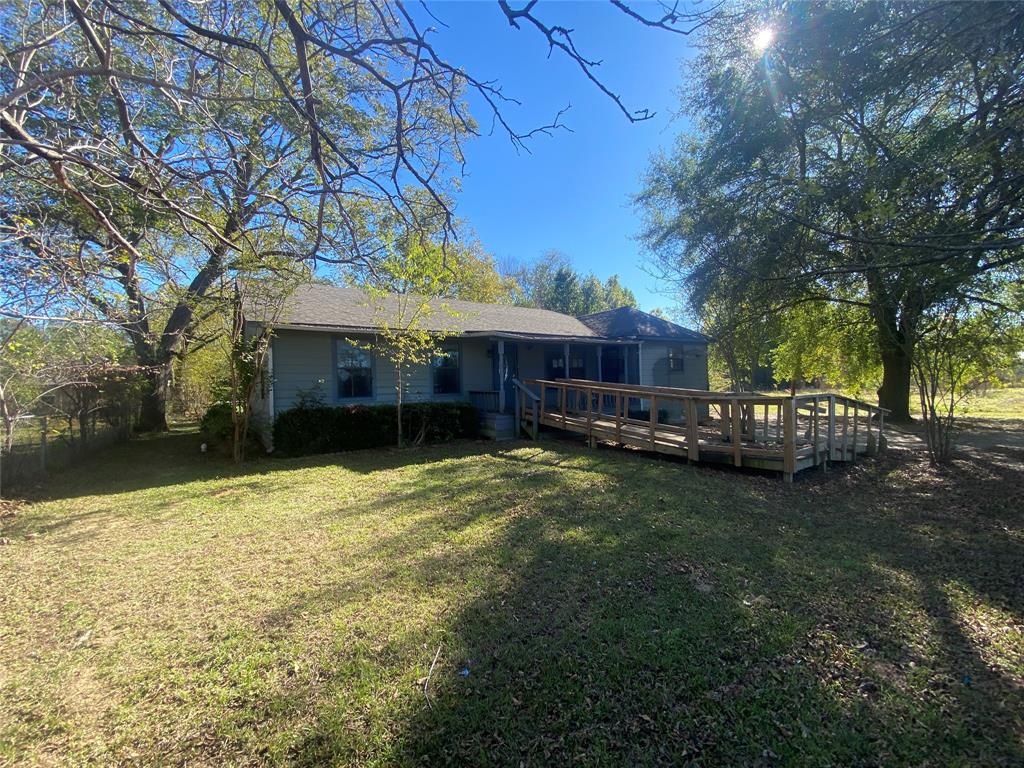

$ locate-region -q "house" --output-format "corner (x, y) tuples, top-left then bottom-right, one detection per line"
(248, 284), (710, 440)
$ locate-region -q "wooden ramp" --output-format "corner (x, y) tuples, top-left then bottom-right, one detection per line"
(514, 379), (889, 482)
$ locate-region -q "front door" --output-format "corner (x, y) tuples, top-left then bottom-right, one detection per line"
(497, 342), (518, 413)
(602, 345), (625, 383)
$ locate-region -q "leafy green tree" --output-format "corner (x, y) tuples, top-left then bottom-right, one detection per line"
(772, 303), (880, 396)
(224, 275), (297, 463)
(2, 0), (713, 431)
(447, 242), (521, 305)
(514, 251), (638, 315)
(701, 294), (782, 392)
(355, 240), (461, 447)
(640, 1), (1024, 421)
(603, 276), (637, 311)
(171, 330), (231, 424)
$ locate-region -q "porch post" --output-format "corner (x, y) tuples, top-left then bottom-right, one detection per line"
(596, 346), (603, 382)
(498, 339), (506, 413)
(637, 341), (644, 409)
(563, 341), (571, 380)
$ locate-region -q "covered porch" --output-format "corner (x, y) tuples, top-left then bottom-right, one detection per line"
(466, 335), (643, 416)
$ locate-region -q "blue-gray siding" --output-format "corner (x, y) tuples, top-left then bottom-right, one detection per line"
(261, 330), (710, 429)
(268, 329), (492, 419)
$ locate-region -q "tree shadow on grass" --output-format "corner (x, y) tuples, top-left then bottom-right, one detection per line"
(246, 444), (1024, 766)
(9, 429), (1022, 765)
(14, 430), (534, 505)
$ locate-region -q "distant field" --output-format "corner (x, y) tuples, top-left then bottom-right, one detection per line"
(960, 386), (1024, 420)
(747, 385), (1024, 421)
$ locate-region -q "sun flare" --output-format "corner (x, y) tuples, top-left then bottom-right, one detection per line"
(752, 27), (774, 52)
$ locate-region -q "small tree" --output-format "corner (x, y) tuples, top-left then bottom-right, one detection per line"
(358, 241), (462, 447)
(224, 274), (296, 463)
(912, 300), (1020, 465)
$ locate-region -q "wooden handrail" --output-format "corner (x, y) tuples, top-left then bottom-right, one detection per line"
(512, 377), (540, 401)
(523, 378), (887, 481)
(512, 378), (540, 440)
(544, 378), (890, 415)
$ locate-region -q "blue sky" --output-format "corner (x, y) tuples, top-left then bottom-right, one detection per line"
(412, 2), (698, 312)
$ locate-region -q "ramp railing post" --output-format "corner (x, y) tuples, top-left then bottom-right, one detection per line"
(783, 398), (796, 482)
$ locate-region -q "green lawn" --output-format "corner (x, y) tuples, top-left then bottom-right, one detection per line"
(1, 432), (1022, 766)
(960, 385), (1024, 420)
(757, 384), (1024, 421)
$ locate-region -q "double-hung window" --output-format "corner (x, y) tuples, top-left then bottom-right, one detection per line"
(336, 340), (373, 398)
(667, 347), (686, 373)
(432, 342), (460, 394)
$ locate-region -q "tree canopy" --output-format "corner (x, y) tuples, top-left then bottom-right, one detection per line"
(2, 0), (712, 428)
(639, 1), (1024, 419)
(513, 251), (638, 316)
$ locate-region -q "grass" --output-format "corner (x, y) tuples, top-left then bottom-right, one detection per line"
(960, 385), (1024, 420)
(712, 381), (1024, 421)
(1, 431), (1022, 766)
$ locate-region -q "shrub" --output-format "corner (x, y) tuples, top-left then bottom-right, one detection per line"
(272, 401), (479, 456)
(201, 401), (266, 455)
(199, 402), (234, 446)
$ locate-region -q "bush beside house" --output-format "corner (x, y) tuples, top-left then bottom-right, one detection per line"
(271, 402), (478, 456)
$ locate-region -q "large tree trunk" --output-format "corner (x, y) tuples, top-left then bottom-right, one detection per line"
(137, 363), (171, 432)
(877, 334), (914, 422)
(866, 270), (917, 423)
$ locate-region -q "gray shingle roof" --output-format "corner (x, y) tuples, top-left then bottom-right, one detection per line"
(579, 306), (711, 343)
(253, 284), (709, 342)
(263, 284), (600, 338)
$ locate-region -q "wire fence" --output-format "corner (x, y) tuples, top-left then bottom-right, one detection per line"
(1, 411), (132, 494)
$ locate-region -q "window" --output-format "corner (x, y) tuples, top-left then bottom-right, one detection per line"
(336, 340), (373, 398)
(547, 348), (585, 379)
(432, 342), (460, 394)
(668, 347), (686, 372)
(546, 351), (566, 380)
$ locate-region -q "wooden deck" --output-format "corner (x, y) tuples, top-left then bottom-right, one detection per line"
(515, 379), (889, 481)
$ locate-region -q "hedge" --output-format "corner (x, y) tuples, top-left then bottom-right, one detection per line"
(272, 401), (479, 456)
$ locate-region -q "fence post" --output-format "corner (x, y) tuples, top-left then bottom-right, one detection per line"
(615, 392), (622, 443)
(812, 396), (821, 468)
(648, 395), (657, 450)
(852, 404), (859, 464)
(515, 387), (521, 436)
(39, 416), (47, 473)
